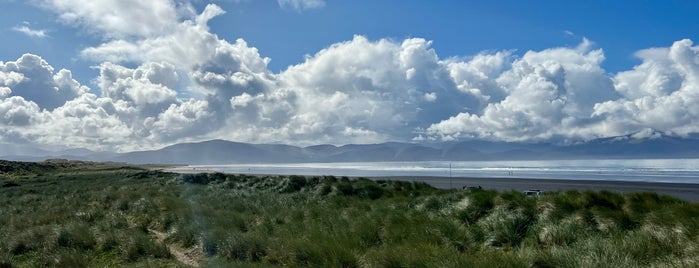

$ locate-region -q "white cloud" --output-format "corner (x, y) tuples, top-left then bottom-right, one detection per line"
(0, 71), (25, 87)
(277, 0), (325, 11)
(12, 25), (48, 38)
(149, 99), (215, 142)
(426, 40), (618, 142)
(0, 96), (44, 126)
(423, 92), (437, 102)
(592, 39), (699, 137)
(7, 1), (699, 151)
(0, 87), (11, 98)
(38, 0), (182, 39)
(0, 54), (87, 110)
(263, 35), (479, 144)
(195, 3), (225, 27)
(41, 94), (132, 149)
(97, 62), (178, 108)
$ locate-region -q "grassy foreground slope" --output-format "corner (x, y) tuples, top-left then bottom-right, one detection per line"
(1, 161), (698, 267)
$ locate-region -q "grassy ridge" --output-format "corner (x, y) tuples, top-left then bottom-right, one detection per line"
(0, 161), (698, 267)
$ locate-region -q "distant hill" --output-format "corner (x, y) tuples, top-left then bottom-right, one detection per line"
(562, 132), (699, 158)
(3, 131), (699, 164)
(106, 132), (699, 164)
(114, 139), (310, 164)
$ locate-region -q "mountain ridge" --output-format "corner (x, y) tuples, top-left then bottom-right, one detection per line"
(3, 132), (699, 164)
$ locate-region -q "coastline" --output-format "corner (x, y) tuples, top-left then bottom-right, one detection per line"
(164, 166), (699, 202)
(374, 176), (699, 202)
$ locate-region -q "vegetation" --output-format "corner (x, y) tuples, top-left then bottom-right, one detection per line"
(0, 160), (698, 267)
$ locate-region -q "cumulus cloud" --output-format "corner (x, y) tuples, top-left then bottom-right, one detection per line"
(426, 39), (618, 142)
(38, 0), (182, 39)
(97, 62), (178, 108)
(277, 0), (325, 11)
(592, 39), (699, 137)
(6, 1), (699, 151)
(0, 96), (43, 126)
(264, 35), (479, 144)
(0, 54), (87, 110)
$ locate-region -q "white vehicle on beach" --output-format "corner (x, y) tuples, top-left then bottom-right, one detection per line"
(523, 189), (542, 196)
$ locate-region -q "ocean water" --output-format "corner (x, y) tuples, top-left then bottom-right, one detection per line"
(192, 159), (699, 184)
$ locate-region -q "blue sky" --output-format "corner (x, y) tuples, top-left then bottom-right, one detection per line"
(1, 0), (699, 152)
(3, 1), (698, 81)
(211, 0), (698, 73)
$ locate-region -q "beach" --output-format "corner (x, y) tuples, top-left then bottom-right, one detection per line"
(376, 176), (699, 202)
(166, 165), (699, 202)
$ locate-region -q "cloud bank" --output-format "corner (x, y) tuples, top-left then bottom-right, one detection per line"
(3, 0), (699, 152)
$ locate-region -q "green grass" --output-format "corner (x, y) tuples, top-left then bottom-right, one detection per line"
(1, 160), (698, 267)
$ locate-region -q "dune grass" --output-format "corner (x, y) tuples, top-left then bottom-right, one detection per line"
(1, 161), (698, 267)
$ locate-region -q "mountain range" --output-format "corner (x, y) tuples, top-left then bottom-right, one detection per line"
(2, 131), (699, 164)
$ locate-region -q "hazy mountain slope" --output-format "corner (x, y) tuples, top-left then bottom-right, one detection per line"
(5, 131), (699, 164)
(114, 139), (307, 164)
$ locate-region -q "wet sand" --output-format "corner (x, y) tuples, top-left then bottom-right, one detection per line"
(373, 176), (699, 202)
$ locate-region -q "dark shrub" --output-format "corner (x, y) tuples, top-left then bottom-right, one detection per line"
(128, 170), (160, 180)
(307, 176), (320, 187)
(618, 212), (641, 230)
(208, 172), (227, 183)
(387, 181), (412, 192)
(316, 184), (332, 196)
(336, 183), (354, 196)
(411, 181), (433, 190)
(284, 175), (307, 192)
(322, 175), (338, 183)
(180, 173), (211, 184)
(355, 184), (384, 199)
(583, 191), (624, 210)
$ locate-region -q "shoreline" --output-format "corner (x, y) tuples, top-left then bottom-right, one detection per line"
(372, 176), (699, 202)
(165, 166), (699, 202)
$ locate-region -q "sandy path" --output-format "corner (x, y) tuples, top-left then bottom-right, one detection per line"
(148, 229), (201, 267)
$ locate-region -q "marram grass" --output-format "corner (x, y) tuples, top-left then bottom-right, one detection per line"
(0, 161), (698, 267)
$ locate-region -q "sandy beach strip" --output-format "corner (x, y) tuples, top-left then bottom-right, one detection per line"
(164, 166), (699, 202)
(373, 176), (699, 202)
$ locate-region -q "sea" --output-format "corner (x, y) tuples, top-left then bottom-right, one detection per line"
(190, 159), (699, 184)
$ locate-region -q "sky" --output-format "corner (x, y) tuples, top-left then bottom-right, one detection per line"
(0, 0), (698, 152)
